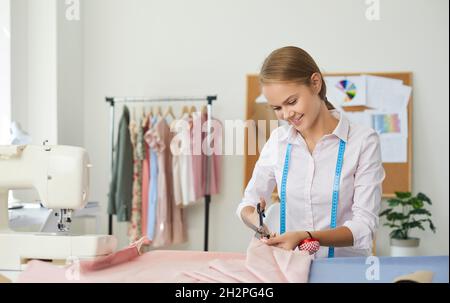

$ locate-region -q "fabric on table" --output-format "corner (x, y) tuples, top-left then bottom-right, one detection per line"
(18, 249), (245, 283)
(80, 237), (146, 272)
(18, 240), (312, 283)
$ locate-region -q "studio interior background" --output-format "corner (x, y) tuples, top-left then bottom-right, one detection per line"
(0, 0), (448, 257)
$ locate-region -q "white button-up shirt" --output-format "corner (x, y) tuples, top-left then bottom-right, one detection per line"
(237, 110), (385, 258)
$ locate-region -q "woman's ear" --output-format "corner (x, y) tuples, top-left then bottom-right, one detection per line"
(310, 73), (323, 95)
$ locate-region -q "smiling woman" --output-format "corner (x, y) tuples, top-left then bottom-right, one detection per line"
(237, 46), (385, 258)
(0, 0), (11, 145)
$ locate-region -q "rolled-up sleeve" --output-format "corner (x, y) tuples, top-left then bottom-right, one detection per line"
(343, 130), (385, 250)
(236, 130), (278, 223)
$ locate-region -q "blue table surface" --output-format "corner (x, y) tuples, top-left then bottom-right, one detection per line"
(309, 255), (449, 283)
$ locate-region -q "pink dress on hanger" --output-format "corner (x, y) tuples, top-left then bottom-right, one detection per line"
(140, 116), (150, 244)
(191, 111), (223, 200)
(145, 117), (186, 247)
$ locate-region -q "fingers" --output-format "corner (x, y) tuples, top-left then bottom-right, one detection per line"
(265, 234), (282, 245)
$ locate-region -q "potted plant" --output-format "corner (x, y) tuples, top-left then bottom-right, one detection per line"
(380, 192), (436, 257)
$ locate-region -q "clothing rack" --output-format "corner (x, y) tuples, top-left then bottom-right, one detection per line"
(106, 95), (218, 252)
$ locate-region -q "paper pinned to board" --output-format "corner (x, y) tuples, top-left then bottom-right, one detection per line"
(328, 74), (412, 164)
(325, 76), (367, 108)
(371, 108), (408, 139)
(343, 111), (373, 128)
(365, 75), (412, 111)
(379, 135), (408, 163)
(343, 108), (409, 163)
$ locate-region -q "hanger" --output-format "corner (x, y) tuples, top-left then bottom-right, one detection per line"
(189, 105), (197, 116)
(132, 106), (136, 121)
(155, 106), (163, 117)
(181, 105), (189, 115)
(201, 105), (207, 114)
(142, 106), (152, 127)
(163, 105), (175, 119)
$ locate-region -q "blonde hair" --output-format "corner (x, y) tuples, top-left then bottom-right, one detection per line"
(260, 46), (335, 110)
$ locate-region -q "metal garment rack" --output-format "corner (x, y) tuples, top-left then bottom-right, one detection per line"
(106, 95), (218, 252)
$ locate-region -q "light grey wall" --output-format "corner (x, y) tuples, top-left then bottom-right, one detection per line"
(56, 0), (84, 147)
(9, 0), (449, 256)
(0, 0), (11, 144)
(11, 0), (83, 147)
(82, 0), (449, 255)
(10, 0), (28, 134)
(10, 0), (58, 145)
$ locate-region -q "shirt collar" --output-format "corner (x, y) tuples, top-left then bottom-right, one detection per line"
(331, 110), (349, 143)
(279, 109), (350, 145)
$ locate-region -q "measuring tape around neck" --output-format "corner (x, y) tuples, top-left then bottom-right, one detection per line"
(280, 139), (346, 258)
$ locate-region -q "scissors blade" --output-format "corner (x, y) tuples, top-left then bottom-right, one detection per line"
(242, 216), (269, 238)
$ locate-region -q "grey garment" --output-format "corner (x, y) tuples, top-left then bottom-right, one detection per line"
(107, 106), (134, 222)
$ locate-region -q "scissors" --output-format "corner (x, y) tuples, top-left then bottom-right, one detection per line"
(242, 203), (271, 239)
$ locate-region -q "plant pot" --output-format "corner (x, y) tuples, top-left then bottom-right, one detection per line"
(390, 238), (420, 257)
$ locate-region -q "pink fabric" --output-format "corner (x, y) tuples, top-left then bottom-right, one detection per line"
(144, 117), (186, 247)
(175, 239), (311, 283)
(208, 118), (223, 196)
(80, 237), (146, 272)
(191, 111), (207, 201)
(18, 250), (244, 283)
(191, 112), (222, 200)
(18, 239), (311, 283)
(141, 120), (150, 244)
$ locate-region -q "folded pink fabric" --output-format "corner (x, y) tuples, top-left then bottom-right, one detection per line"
(175, 239), (312, 283)
(80, 237), (146, 272)
(18, 239), (311, 283)
(18, 249), (244, 283)
(210, 259), (263, 283)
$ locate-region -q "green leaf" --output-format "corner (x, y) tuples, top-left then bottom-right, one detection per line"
(403, 221), (425, 231)
(387, 199), (402, 207)
(410, 198), (424, 209)
(408, 208), (431, 216)
(384, 223), (401, 229)
(395, 192), (412, 199)
(390, 229), (406, 239)
(379, 209), (392, 217)
(417, 192), (432, 205)
(387, 212), (408, 221)
(425, 219), (437, 233)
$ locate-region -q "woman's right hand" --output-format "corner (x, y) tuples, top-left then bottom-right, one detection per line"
(241, 197), (272, 239)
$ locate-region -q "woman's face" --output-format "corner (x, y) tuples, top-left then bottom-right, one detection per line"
(262, 74), (323, 133)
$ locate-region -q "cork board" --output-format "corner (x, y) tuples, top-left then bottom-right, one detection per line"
(244, 72), (413, 199)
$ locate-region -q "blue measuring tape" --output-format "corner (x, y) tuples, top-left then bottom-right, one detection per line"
(280, 139), (346, 258)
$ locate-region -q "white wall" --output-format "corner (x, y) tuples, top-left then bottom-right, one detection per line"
(6, 0), (448, 256)
(57, 0), (84, 147)
(10, 0), (58, 145)
(0, 0), (11, 144)
(10, 0), (28, 135)
(27, 0), (58, 145)
(81, 0), (449, 256)
(10, 0), (85, 205)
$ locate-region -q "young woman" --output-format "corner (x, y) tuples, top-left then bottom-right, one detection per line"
(236, 46), (385, 258)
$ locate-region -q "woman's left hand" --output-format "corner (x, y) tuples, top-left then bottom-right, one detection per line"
(264, 231), (309, 251)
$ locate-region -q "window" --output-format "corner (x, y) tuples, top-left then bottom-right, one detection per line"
(0, 0), (11, 145)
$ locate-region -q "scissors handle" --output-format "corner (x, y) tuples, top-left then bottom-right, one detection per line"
(256, 203), (267, 236)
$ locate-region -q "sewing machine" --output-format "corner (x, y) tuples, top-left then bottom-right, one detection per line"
(0, 144), (117, 271)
